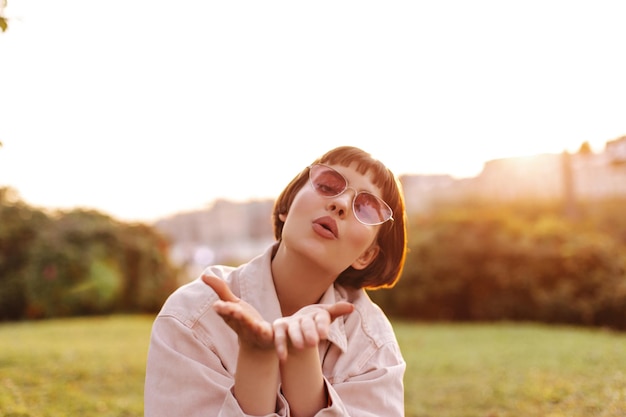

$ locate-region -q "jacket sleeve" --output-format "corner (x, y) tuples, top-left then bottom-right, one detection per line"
(144, 315), (287, 417)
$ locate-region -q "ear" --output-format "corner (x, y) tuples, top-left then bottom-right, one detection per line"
(351, 244), (380, 270)
(279, 212), (287, 222)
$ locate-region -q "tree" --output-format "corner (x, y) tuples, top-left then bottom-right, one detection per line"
(0, 188), (48, 320)
(0, 0), (7, 32)
(369, 204), (626, 330)
(1, 189), (181, 320)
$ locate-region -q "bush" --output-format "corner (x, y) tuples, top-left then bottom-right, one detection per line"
(370, 204), (626, 330)
(0, 188), (180, 320)
(0, 188), (47, 320)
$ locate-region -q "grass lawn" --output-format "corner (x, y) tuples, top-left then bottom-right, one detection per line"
(1, 315), (625, 416)
(396, 321), (626, 417)
(0, 315), (151, 417)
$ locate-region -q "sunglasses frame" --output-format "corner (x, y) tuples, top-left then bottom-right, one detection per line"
(308, 164), (394, 226)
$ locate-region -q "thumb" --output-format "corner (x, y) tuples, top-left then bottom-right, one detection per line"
(201, 274), (239, 302)
(326, 301), (354, 322)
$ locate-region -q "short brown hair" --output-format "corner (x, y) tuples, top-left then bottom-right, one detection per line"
(272, 146), (407, 289)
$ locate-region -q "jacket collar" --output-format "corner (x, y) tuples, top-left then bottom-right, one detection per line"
(238, 243), (349, 354)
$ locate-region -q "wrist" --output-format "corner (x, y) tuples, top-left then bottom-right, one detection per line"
(239, 341), (277, 359)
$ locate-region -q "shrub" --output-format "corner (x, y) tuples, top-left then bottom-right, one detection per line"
(371, 204), (626, 330)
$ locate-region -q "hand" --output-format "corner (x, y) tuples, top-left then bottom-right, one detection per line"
(272, 302), (354, 362)
(201, 274), (274, 350)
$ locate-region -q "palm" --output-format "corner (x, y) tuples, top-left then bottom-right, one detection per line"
(272, 301), (354, 361)
(202, 275), (274, 350)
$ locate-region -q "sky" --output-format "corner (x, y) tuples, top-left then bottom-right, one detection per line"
(1, 0), (625, 223)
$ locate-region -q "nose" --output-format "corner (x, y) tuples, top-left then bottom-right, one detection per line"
(327, 187), (356, 219)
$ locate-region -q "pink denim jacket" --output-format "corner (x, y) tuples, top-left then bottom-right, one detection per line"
(144, 244), (405, 416)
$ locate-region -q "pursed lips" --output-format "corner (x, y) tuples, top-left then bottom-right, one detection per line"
(312, 216), (339, 239)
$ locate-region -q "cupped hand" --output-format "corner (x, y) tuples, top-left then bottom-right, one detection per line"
(272, 302), (354, 362)
(202, 274), (274, 350)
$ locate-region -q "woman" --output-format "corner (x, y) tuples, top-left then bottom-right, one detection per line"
(144, 146), (408, 416)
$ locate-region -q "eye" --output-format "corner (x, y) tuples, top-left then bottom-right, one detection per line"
(354, 194), (380, 220)
(354, 192), (392, 225)
(315, 171), (345, 196)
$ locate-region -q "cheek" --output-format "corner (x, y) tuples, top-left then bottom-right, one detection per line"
(286, 188), (378, 251)
(345, 224), (378, 252)
(289, 188), (320, 215)
(281, 190), (316, 229)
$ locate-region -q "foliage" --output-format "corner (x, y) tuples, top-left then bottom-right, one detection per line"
(0, 0), (7, 32)
(4, 183), (626, 331)
(0, 188), (48, 320)
(371, 200), (626, 330)
(1, 316), (625, 416)
(0, 187), (180, 320)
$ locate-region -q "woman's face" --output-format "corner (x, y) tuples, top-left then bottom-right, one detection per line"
(279, 162), (382, 276)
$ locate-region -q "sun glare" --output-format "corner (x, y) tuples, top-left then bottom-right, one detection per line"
(0, 1), (624, 222)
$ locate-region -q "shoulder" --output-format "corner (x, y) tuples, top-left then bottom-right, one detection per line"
(157, 264), (237, 328)
(156, 244), (279, 328)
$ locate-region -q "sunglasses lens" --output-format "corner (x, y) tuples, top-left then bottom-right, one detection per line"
(310, 165), (346, 196)
(354, 193), (393, 225)
(309, 164), (393, 225)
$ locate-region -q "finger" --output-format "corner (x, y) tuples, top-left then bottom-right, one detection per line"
(287, 318), (305, 349)
(244, 314), (273, 340)
(212, 300), (242, 318)
(214, 301), (267, 333)
(256, 321), (274, 341)
(327, 301), (354, 321)
(273, 321), (289, 362)
(246, 320), (274, 347)
(299, 316), (321, 346)
(314, 311), (332, 340)
(202, 274), (239, 302)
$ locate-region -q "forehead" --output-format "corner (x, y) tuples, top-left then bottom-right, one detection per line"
(323, 162), (381, 192)
(318, 153), (390, 191)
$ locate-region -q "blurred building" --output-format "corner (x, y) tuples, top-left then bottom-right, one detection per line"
(154, 199), (275, 281)
(401, 135), (626, 215)
(155, 135), (626, 279)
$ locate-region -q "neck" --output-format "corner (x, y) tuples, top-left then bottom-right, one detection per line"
(271, 243), (337, 317)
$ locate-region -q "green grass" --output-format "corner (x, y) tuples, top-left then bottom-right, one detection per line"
(397, 321), (626, 417)
(1, 316), (626, 416)
(0, 315), (152, 417)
